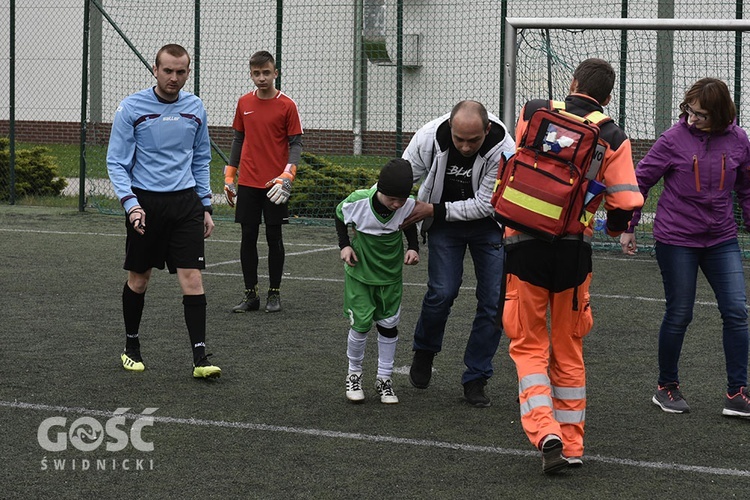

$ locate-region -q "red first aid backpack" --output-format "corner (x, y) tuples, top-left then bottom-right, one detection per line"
(491, 101), (610, 242)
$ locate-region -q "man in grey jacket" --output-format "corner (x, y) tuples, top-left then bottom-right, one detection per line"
(401, 100), (515, 406)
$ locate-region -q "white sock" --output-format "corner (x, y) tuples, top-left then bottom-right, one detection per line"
(347, 328), (368, 374)
(377, 334), (398, 379)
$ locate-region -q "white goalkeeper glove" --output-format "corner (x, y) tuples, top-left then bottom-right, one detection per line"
(224, 182), (237, 207)
(265, 164), (297, 205)
(223, 165), (238, 207)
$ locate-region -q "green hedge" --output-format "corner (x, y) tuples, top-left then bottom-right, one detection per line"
(0, 138), (68, 200)
(290, 152), (381, 219)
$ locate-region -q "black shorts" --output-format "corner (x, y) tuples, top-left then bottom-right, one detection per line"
(234, 185), (289, 226)
(504, 239), (592, 292)
(124, 188), (206, 274)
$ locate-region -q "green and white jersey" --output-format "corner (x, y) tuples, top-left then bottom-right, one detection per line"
(336, 186), (416, 285)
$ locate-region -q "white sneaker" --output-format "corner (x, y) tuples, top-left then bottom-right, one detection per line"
(346, 373), (365, 402)
(375, 378), (399, 404)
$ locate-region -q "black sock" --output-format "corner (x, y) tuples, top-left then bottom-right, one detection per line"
(267, 225), (284, 289)
(183, 294), (207, 363)
(123, 282), (145, 352)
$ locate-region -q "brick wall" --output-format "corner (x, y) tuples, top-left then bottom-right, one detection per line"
(0, 120), (82, 144)
(631, 139), (654, 166)
(0, 119), (652, 161)
(207, 125), (413, 157)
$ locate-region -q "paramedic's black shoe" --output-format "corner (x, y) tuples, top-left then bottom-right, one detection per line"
(463, 378), (491, 407)
(409, 350), (436, 389)
(541, 435), (569, 474)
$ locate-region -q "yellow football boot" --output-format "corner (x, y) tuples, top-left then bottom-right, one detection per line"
(121, 351), (145, 372)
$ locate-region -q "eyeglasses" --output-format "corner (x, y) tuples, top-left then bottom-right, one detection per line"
(685, 104), (709, 121)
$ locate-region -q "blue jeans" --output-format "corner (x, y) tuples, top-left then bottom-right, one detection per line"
(413, 219), (504, 384)
(655, 239), (749, 392)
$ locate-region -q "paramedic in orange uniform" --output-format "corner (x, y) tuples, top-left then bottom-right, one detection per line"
(503, 58), (643, 473)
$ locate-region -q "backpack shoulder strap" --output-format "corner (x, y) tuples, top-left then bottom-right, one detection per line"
(548, 100), (593, 125)
(550, 100), (611, 126)
(583, 110), (611, 126)
(550, 100), (566, 111)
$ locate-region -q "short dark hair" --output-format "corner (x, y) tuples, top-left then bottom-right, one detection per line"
(679, 78), (736, 133)
(249, 50), (276, 69)
(155, 44), (190, 67)
(450, 100), (489, 129)
(572, 58), (615, 104)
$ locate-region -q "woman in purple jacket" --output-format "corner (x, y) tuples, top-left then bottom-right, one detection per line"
(620, 78), (750, 418)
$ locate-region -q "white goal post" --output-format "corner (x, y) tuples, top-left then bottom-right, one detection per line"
(503, 17), (750, 134)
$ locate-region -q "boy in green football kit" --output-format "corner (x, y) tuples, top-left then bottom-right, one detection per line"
(335, 159), (420, 404)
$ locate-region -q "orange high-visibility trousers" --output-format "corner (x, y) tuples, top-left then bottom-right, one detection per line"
(504, 273), (593, 458)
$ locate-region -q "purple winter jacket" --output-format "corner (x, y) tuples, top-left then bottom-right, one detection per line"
(629, 115), (750, 247)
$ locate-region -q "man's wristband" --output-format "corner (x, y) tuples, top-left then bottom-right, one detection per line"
(203, 205), (213, 215)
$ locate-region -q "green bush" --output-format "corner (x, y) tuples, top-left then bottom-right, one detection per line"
(291, 152), (380, 219)
(0, 138), (68, 200)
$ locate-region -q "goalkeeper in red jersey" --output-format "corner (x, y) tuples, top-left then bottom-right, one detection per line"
(223, 50), (304, 313)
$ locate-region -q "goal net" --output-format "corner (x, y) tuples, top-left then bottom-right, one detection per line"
(507, 17), (750, 251)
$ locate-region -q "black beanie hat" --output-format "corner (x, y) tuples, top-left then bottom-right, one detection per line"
(377, 158), (413, 198)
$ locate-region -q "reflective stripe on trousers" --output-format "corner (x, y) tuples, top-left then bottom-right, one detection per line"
(505, 273), (592, 457)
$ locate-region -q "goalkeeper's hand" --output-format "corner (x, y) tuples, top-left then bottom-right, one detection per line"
(223, 165), (238, 208)
(127, 205), (146, 235)
(265, 164), (297, 205)
(224, 182), (237, 207)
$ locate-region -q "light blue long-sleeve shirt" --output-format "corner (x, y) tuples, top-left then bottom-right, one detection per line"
(106, 87), (212, 213)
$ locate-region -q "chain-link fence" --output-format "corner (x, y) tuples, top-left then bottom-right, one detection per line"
(3, 0), (750, 248)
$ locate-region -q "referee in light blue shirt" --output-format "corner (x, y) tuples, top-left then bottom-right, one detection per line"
(106, 43), (221, 379)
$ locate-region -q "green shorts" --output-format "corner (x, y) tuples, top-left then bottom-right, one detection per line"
(343, 274), (403, 333)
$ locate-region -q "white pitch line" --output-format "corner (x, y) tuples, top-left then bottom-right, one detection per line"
(3, 400), (748, 478)
(0, 228), (123, 237)
(207, 240), (334, 247)
(0, 227), (724, 306)
(593, 293), (717, 306)
(206, 246), (338, 268)
(201, 272), (718, 307)
(0, 228), (333, 248)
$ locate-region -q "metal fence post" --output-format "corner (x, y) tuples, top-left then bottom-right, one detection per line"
(9, 0), (16, 205)
(79, 0), (90, 212)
